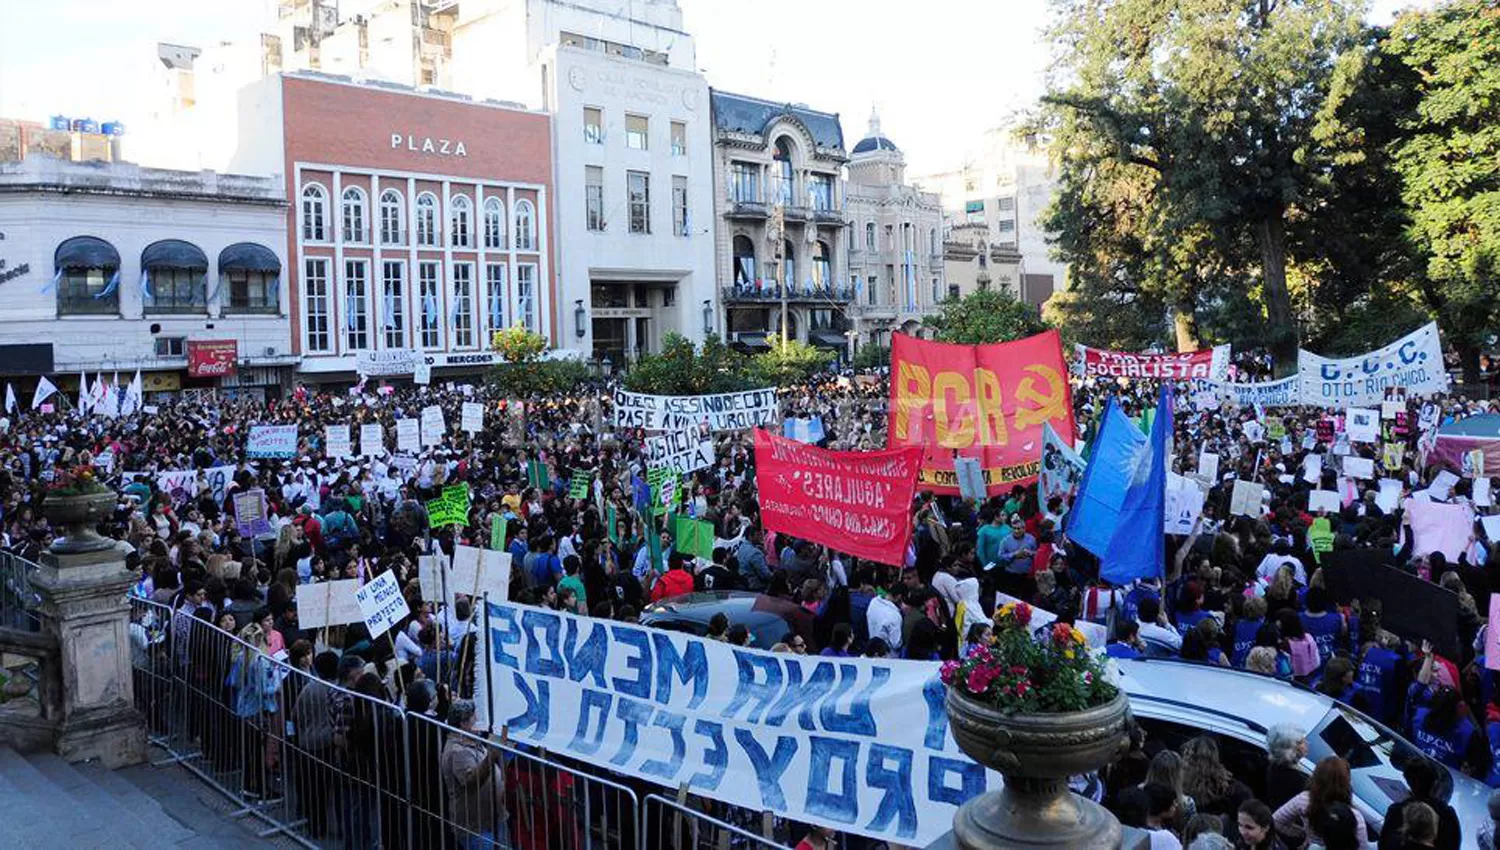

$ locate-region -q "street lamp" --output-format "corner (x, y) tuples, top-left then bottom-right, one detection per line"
(573, 299), (586, 339)
(702, 299), (713, 336)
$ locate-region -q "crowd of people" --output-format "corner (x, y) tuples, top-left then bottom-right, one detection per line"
(4, 361), (1500, 850)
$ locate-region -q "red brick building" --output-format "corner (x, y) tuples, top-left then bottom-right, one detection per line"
(273, 73), (555, 382)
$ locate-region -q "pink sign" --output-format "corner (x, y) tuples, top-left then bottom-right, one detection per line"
(39, 403), (54, 413)
(1488, 597), (1500, 672)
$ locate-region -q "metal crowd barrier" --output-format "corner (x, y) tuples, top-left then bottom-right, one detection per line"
(129, 596), (795, 850)
(0, 550), (43, 632)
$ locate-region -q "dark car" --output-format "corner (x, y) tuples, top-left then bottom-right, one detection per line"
(640, 591), (813, 651)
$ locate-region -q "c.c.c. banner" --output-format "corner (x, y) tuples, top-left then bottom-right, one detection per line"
(888, 330), (1077, 495)
(477, 603), (997, 846)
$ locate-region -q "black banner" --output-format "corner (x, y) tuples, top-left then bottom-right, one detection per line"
(1323, 549), (1459, 659)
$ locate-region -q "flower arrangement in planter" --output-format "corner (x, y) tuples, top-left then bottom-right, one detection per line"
(45, 459), (113, 498)
(940, 601), (1117, 713)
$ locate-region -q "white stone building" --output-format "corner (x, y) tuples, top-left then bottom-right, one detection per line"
(0, 158), (294, 400)
(844, 110), (946, 349)
(448, 0), (718, 366)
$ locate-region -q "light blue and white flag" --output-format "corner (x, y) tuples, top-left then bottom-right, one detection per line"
(783, 416), (825, 444)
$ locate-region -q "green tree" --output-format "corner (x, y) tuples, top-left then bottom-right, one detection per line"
(922, 288), (1049, 345)
(852, 343), (891, 370)
(1385, 0), (1500, 382)
(623, 333), (759, 395)
(749, 339), (836, 386)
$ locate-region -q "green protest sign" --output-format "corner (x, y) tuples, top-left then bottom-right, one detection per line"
(674, 515), (716, 561)
(426, 484), (471, 529)
(569, 472), (591, 500)
(490, 514), (504, 550)
(527, 460), (550, 490)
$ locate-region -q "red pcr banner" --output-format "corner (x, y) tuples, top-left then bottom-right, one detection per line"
(1076, 343), (1229, 381)
(887, 330), (1077, 495)
(753, 429), (921, 566)
(187, 340), (238, 378)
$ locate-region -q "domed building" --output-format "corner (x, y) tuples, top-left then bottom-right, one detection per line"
(844, 107), (945, 350)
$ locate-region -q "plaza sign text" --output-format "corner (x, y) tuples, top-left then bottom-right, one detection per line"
(390, 134), (468, 157)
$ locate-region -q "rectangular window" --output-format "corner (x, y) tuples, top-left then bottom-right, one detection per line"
(867, 275), (878, 306)
(884, 225), (895, 250)
(58, 268), (119, 316)
(343, 196), (366, 243)
(670, 121), (687, 156)
(997, 197), (1016, 211)
(223, 271), (279, 314)
(731, 162), (759, 204)
(452, 262), (474, 348)
(154, 336), (185, 358)
(809, 174), (834, 210)
(304, 258), (331, 353)
(416, 200), (438, 246)
(516, 264), (538, 333)
(419, 261), (442, 349)
(671, 176), (689, 237)
(144, 268), (205, 314)
(625, 114), (648, 150)
(964, 199), (986, 214)
(932, 277), (941, 304)
(584, 107), (604, 144)
(586, 166), (605, 232)
(948, 284), (961, 300)
(485, 264), (507, 337)
(382, 261), (406, 350)
(628, 171), (651, 234)
(997, 219), (1016, 233)
(344, 259), (370, 351)
(865, 223), (876, 251)
(380, 196), (403, 244)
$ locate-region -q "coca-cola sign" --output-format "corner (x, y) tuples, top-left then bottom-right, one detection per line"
(187, 340), (238, 378)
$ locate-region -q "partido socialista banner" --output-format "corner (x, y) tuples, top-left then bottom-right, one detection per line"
(887, 330), (1078, 495)
(753, 428), (921, 565)
(1076, 343), (1230, 381)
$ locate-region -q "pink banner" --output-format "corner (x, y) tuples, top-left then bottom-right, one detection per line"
(1407, 499), (1473, 562)
(1077, 344), (1229, 381)
(753, 428), (921, 566)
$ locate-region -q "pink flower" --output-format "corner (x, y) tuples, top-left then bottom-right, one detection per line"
(940, 660), (960, 683)
(966, 668), (990, 694)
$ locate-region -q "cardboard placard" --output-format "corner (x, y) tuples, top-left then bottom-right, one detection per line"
(355, 571), (410, 638)
(296, 579), (363, 628)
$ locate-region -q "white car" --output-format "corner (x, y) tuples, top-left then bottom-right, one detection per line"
(1115, 657), (1494, 847)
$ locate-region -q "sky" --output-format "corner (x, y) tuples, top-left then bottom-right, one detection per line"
(0, 0), (1435, 178)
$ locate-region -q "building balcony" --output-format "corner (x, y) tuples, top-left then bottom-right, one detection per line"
(780, 205), (810, 223)
(725, 199), (769, 220)
(721, 283), (852, 304)
(812, 208), (847, 227)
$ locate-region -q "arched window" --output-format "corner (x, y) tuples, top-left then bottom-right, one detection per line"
(774, 138), (794, 205)
(865, 222), (876, 251)
(54, 236), (120, 316)
(514, 199), (536, 251)
(379, 189), (404, 245)
(813, 240), (831, 292)
(930, 228), (938, 256)
(341, 187), (368, 243)
(450, 194), (473, 248)
(415, 192), (438, 246)
(732, 235), (757, 289)
(483, 197), (506, 249)
(781, 239), (796, 292)
(141, 239), (209, 315)
(301, 183), (328, 241)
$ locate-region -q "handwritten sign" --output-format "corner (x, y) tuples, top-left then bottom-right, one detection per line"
(355, 571), (410, 638)
(247, 424), (298, 458)
(296, 579), (363, 628)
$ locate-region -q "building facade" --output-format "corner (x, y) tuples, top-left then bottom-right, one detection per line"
(914, 125), (1064, 308)
(943, 222), (1023, 302)
(0, 157), (293, 399)
(226, 72), (556, 384)
(709, 90), (850, 353)
(844, 110), (945, 349)
(450, 0), (717, 366)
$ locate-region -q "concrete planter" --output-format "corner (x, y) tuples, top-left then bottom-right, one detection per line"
(946, 688), (1132, 850)
(41, 492), (118, 555)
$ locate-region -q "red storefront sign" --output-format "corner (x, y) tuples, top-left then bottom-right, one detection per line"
(187, 340), (238, 378)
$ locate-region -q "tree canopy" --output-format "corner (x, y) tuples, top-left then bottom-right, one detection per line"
(923, 289), (1050, 345)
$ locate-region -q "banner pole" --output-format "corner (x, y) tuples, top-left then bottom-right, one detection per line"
(482, 591), (493, 728)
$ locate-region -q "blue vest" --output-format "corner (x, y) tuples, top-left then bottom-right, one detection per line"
(1300, 611), (1342, 670)
(1232, 618), (1264, 668)
(1354, 647), (1401, 725)
(1410, 707), (1474, 769)
(1121, 586), (1159, 626)
(1175, 609), (1210, 639)
(1487, 723), (1500, 789)
(1106, 643), (1143, 660)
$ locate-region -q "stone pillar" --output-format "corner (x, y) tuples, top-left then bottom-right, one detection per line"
(32, 544), (146, 768)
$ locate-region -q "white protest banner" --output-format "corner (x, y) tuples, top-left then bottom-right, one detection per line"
(203, 465), (238, 507)
(461, 402), (484, 434)
(420, 405), (445, 446)
(1039, 422), (1087, 502)
(247, 424), (298, 458)
(1376, 479), (1403, 513)
(1212, 376), (1300, 408)
(1230, 480), (1265, 517)
(414, 361), (432, 385)
(418, 554), (449, 603)
(360, 423), (385, 457)
(1309, 490), (1341, 514)
(355, 571), (410, 639)
(1346, 408), (1379, 443)
(356, 349), (419, 376)
(1165, 474), (1205, 534)
(1432, 469), (1460, 500)
(1303, 454), (1323, 484)
(1381, 401), (1403, 420)
(1408, 500), (1473, 561)
(477, 601), (1001, 847)
(645, 431), (715, 475)
(1475, 478), (1492, 508)
(296, 579), (363, 628)
(154, 470), (199, 505)
(614, 387), (779, 432)
(449, 545), (511, 604)
(1197, 450), (1220, 483)
(396, 418), (420, 454)
(325, 424), (352, 459)
(1297, 321), (1449, 407)
(1482, 515), (1500, 543)
(233, 488), (273, 537)
(1342, 456), (1375, 480)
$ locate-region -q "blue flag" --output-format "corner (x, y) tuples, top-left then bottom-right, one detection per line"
(1101, 384), (1174, 585)
(1064, 398), (1146, 558)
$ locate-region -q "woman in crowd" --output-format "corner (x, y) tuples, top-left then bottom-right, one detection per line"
(1273, 757), (1371, 850)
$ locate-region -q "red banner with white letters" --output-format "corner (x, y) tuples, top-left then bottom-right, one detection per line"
(888, 330), (1077, 495)
(1076, 343), (1230, 381)
(753, 429), (921, 565)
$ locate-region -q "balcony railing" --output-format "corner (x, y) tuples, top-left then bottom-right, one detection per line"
(812, 208), (847, 226)
(722, 283), (853, 303)
(725, 200), (769, 220)
(780, 205), (810, 222)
